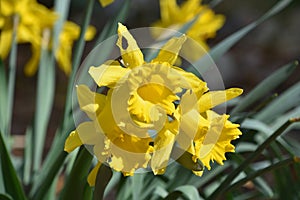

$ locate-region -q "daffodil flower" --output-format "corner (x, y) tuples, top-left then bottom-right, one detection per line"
(99, 0), (114, 7)
(152, 0), (225, 60)
(0, 0), (96, 76)
(65, 23), (242, 186)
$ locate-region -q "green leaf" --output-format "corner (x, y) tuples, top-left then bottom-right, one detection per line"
(23, 126), (33, 185)
(0, 132), (26, 200)
(232, 61), (298, 114)
(130, 174), (144, 200)
(93, 164), (113, 200)
(59, 147), (93, 200)
(192, 0), (293, 72)
(166, 185), (203, 200)
(0, 194), (13, 200)
(0, 59), (7, 135)
(33, 43), (56, 173)
(94, 0), (130, 46)
(255, 81), (300, 123)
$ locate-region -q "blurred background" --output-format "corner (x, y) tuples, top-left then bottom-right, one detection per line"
(10, 0), (300, 156)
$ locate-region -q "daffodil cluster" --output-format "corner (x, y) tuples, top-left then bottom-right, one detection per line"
(64, 23), (242, 186)
(0, 0), (95, 76)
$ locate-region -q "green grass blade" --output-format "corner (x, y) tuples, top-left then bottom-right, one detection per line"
(6, 15), (19, 137)
(224, 157), (296, 194)
(60, 147), (93, 200)
(166, 185), (203, 200)
(94, 0), (130, 46)
(130, 174), (144, 200)
(93, 164), (113, 200)
(255, 82), (300, 123)
(193, 0), (293, 71)
(0, 131), (26, 200)
(23, 126), (33, 185)
(0, 59), (7, 135)
(0, 194), (13, 200)
(33, 30), (56, 173)
(232, 61), (298, 114)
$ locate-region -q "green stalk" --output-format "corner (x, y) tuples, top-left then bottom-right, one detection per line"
(224, 157), (296, 193)
(6, 15), (19, 137)
(207, 118), (299, 200)
(59, 147), (93, 200)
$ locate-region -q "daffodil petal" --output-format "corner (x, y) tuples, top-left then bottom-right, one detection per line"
(76, 85), (106, 120)
(99, 0), (114, 7)
(89, 62), (129, 88)
(198, 110), (242, 170)
(198, 88), (243, 112)
(24, 43), (41, 76)
(87, 162), (102, 186)
(151, 121), (178, 174)
(64, 131), (82, 153)
(117, 23), (144, 68)
(0, 29), (12, 59)
(152, 35), (186, 65)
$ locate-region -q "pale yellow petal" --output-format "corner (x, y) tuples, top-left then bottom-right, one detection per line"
(151, 120), (178, 174)
(198, 88), (243, 112)
(152, 35), (186, 65)
(89, 62), (129, 88)
(87, 162), (101, 186)
(198, 110), (242, 170)
(64, 131), (82, 153)
(99, 0), (114, 7)
(0, 29), (12, 59)
(117, 23), (144, 68)
(76, 85), (106, 120)
(24, 43), (41, 76)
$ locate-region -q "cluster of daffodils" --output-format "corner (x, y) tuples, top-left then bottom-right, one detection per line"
(65, 23), (242, 186)
(0, 0), (95, 76)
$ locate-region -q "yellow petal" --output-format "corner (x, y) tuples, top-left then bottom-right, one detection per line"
(99, 0), (114, 7)
(76, 121), (101, 145)
(87, 162), (102, 186)
(198, 110), (242, 170)
(198, 88), (243, 112)
(172, 66), (208, 97)
(152, 35), (186, 65)
(151, 120), (178, 174)
(64, 131), (82, 153)
(24, 43), (41, 76)
(117, 23), (144, 68)
(0, 29), (12, 59)
(89, 61), (129, 88)
(76, 85), (106, 120)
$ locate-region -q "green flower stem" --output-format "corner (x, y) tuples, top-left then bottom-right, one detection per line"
(224, 157), (297, 194)
(60, 147), (93, 200)
(93, 164), (113, 200)
(207, 118), (300, 200)
(63, 0), (94, 125)
(6, 15), (19, 137)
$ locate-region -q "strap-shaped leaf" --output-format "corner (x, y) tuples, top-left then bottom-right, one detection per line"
(232, 61), (298, 114)
(0, 132), (26, 200)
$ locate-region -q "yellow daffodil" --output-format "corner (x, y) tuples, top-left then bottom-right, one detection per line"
(0, 0), (96, 76)
(152, 0), (225, 60)
(65, 23), (242, 186)
(0, 0), (57, 60)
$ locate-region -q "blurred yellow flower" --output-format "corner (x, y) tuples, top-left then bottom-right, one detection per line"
(0, 0), (57, 61)
(0, 0), (96, 76)
(152, 0), (225, 60)
(65, 23), (242, 185)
